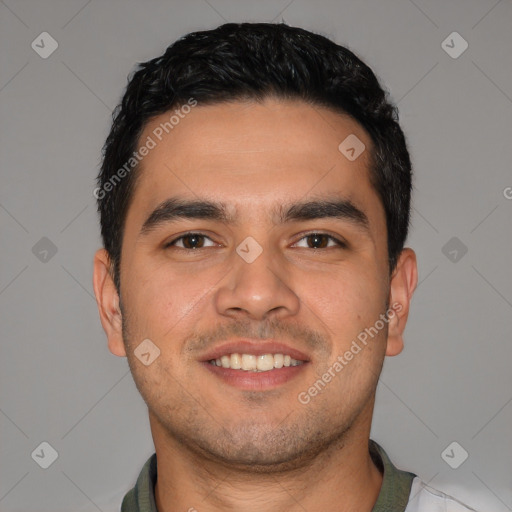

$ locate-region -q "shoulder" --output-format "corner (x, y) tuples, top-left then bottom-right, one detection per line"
(405, 477), (478, 512)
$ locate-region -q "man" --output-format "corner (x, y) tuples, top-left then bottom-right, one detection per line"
(93, 22), (475, 512)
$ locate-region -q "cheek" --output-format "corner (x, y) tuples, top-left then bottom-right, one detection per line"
(303, 265), (385, 334)
(122, 255), (222, 341)
(309, 268), (387, 391)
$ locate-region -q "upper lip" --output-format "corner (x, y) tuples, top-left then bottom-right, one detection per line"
(199, 339), (310, 362)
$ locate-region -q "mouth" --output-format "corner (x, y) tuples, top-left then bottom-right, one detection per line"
(200, 340), (310, 391)
(208, 353), (304, 372)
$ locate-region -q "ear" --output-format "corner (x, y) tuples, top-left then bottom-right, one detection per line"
(92, 249), (126, 357)
(385, 248), (418, 357)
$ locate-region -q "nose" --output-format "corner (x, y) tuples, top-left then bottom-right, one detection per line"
(214, 242), (301, 322)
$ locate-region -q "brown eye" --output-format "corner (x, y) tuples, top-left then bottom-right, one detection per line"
(294, 233), (346, 249)
(307, 234), (329, 249)
(165, 233), (215, 249)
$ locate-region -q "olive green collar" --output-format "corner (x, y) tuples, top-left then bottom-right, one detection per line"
(369, 439), (416, 511)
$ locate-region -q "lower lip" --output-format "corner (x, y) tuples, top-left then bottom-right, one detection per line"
(202, 362), (308, 390)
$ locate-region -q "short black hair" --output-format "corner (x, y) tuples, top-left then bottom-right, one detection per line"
(97, 22), (412, 293)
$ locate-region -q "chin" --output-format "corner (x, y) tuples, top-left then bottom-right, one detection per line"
(184, 420), (348, 473)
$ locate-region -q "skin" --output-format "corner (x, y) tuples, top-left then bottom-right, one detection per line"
(93, 98), (418, 512)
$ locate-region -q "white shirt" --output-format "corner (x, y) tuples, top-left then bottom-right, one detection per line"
(405, 478), (477, 511)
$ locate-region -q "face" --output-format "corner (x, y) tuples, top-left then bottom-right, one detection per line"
(94, 98), (416, 470)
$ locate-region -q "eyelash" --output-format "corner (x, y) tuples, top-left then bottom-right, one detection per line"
(164, 232), (347, 250)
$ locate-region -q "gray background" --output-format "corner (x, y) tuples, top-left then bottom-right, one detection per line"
(1, 0), (511, 511)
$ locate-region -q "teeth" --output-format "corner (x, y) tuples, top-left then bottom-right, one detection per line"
(209, 353), (304, 372)
(257, 354), (274, 371)
(241, 354), (257, 371)
(230, 353), (241, 369)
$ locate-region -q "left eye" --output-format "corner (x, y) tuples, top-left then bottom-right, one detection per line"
(165, 233), (216, 249)
(293, 233), (346, 249)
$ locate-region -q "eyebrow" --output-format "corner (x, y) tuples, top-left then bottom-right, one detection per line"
(138, 196), (370, 236)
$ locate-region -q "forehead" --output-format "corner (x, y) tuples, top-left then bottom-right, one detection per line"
(125, 99), (384, 232)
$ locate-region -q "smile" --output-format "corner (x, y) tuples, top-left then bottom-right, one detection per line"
(209, 353), (305, 372)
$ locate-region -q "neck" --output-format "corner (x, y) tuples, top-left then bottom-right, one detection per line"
(152, 407), (383, 512)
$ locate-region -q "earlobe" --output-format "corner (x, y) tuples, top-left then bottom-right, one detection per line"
(385, 248), (418, 357)
(92, 249), (127, 357)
